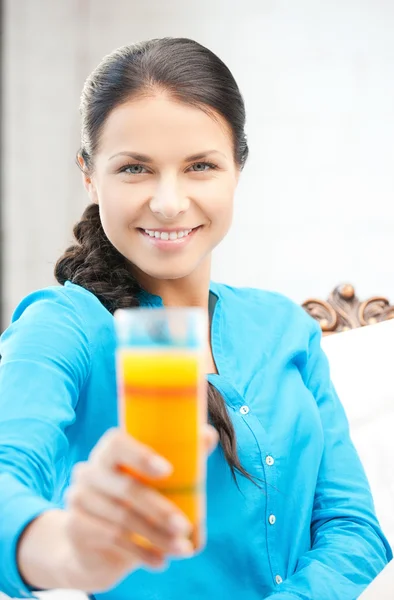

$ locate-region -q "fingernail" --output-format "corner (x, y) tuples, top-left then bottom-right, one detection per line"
(148, 456), (172, 476)
(168, 514), (192, 534)
(171, 538), (194, 556)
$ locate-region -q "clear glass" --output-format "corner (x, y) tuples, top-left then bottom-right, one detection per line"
(114, 307), (208, 551)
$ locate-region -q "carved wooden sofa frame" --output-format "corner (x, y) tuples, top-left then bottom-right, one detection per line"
(302, 284), (394, 335)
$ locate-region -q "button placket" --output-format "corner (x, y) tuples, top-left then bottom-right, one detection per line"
(236, 411), (280, 585)
(211, 380), (281, 587)
(263, 450), (281, 586)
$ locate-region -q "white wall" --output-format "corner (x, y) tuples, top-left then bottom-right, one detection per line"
(3, 0), (394, 324)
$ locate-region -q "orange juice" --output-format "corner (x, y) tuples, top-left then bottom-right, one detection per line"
(117, 347), (207, 550)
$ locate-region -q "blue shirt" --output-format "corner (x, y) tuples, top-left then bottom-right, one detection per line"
(0, 281), (391, 600)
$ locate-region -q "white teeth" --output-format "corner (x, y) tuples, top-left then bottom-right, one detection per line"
(144, 228), (194, 240)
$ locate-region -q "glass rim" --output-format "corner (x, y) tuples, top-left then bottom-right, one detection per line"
(114, 306), (206, 320)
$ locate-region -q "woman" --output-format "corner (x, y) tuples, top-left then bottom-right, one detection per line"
(0, 38), (390, 600)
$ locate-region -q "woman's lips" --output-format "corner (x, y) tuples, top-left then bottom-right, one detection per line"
(138, 226), (201, 250)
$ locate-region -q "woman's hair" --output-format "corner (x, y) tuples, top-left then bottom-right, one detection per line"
(55, 37), (251, 481)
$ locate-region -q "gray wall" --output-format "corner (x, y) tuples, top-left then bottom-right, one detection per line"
(3, 0), (394, 324)
(3, 1), (88, 322)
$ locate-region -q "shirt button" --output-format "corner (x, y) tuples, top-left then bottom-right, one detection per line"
(240, 405), (249, 415)
(266, 455), (275, 466)
(268, 514), (276, 525)
(275, 575), (283, 585)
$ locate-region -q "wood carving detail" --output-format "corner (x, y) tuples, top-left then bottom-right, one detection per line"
(302, 284), (394, 335)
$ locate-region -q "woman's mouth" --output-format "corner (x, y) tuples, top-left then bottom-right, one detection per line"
(138, 226), (201, 250)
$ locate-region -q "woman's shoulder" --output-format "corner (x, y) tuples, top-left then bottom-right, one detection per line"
(213, 282), (315, 329)
(5, 281), (113, 354)
(12, 281), (105, 317)
(0, 282), (114, 377)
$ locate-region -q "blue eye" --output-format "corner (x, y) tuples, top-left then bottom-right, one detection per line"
(190, 162), (215, 172)
(121, 164), (147, 175)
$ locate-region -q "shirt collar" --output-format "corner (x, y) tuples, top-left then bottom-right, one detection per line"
(138, 282), (220, 308)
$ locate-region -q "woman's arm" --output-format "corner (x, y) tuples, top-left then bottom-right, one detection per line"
(17, 509), (83, 591)
(1, 288), (205, 597)
(266, 321), (392, 600)
(0, 288), (90, 597)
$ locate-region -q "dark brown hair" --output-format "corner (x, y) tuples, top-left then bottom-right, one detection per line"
(55, 38), (251, 480)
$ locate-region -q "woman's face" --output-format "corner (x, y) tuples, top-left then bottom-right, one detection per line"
(85, 94), (239, 283)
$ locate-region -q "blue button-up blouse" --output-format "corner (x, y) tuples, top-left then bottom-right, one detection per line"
(0, 281), (391, 599)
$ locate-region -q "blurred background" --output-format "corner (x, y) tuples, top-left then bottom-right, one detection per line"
(1, 0), (394, 328)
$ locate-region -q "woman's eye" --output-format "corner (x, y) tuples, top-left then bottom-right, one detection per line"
(118, 162), (216, 175)
(121, 164), (148, 175)
(189, 162), (216, 172)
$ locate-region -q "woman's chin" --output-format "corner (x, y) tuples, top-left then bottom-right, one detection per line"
(130, 254), (211, 285)
(139, 269), (193, 281)
(130, 260), (195, 281)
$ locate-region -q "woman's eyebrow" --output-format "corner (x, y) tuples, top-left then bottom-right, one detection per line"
(109, 151), (152, 162)
(109, 150), (226, 162)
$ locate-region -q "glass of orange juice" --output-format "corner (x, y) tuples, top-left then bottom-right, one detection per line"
(114, 307), (208, 552)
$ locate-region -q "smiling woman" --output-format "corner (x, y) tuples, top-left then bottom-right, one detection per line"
(83, 94), (238, 281)
(0, 37), (391, 600)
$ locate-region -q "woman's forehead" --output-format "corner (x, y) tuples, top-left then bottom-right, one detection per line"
(97, 95), (234, 160)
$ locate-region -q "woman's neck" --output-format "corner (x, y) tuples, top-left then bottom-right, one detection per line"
(135, 258), (212, 309)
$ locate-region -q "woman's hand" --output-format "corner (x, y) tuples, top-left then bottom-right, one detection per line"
(60, 425), (217, 592)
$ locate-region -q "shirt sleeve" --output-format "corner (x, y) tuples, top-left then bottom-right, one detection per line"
(266, 320), (392, 600)
(0, 288), (91, 598)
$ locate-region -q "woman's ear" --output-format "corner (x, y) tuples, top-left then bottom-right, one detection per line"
(78, 154), (98, 204)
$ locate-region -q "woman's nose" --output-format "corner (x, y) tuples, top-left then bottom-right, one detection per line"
(149, 182), (190, 219)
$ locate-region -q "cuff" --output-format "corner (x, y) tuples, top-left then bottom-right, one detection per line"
(0, 473), (58, 598)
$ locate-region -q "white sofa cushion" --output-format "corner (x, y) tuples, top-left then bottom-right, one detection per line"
(321, 319), (394, 549)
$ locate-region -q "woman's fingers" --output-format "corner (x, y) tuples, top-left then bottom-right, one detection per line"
(66, 425), (215, 572)
(93, 426), (218, 474)
(65, 507), (166, 569)
(71, 462), (192, 537)
(203, 424), (219, 455)
(90, 429), (173, 479)
(67, 485), (193, 556)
